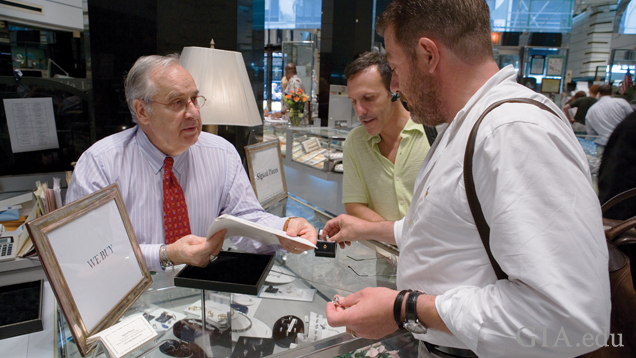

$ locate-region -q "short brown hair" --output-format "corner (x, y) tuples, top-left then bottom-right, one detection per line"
(588, 84), (599, 96)
(344, 52), (392, 92)
(376, 0), (493, 63)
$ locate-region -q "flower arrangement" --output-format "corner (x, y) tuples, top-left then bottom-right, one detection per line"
(284, 88), (309, 113)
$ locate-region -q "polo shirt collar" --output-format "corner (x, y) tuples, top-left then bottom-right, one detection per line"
(135, 126), (189, 175)
(362, 117), (424, 144)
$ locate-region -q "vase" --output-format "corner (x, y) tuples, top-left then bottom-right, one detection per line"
(288, 109), (303, 127)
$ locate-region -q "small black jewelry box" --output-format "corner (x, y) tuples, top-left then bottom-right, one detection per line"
(174, 251), (275, 295)
(314, 240), (337, 258)
(0, 280), (44, 340)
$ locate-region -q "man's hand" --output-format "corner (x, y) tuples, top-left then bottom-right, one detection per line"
(278, 217), (317, 254)
(323, 215), (396, 247)
(166, 229), (226, 267)
(270, 111), (284, 118)
(326, 287), (400, 339)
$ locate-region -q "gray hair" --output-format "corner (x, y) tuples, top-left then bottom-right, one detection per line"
(124, 54), (181, 123)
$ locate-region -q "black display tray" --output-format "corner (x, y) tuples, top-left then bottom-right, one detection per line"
(0, 280), (43, 340)
(174, 251), (275, 295)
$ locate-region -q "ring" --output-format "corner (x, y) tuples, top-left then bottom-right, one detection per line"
(210, 255), (218, 263)
(350, 329), (357, 338)
(293, 246), (298, 251)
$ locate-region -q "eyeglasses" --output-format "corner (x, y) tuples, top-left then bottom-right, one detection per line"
(152, 96), (206, 112)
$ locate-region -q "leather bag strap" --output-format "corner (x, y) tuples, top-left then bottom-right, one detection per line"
(464, 98), (559, 281)
(601, 187), (636, 214)
(605, 215), (636, 245)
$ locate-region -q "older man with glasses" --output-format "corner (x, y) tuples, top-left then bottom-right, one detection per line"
(67, 54), (317, 272)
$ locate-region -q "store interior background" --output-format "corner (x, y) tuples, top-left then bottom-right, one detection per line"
(2, 0), (636, 215)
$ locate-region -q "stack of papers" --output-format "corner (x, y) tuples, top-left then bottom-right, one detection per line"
(206, 214), (317, 249)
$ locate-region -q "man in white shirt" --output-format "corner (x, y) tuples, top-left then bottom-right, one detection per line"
(323, 1), (610, 357)
(585, 84), (633, 141)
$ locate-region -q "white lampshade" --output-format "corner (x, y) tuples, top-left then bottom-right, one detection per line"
(180, 46), (263, 126)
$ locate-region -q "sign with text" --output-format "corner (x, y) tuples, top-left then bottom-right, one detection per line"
(3, 97), (59, 153)
(245, 140), (287, 208)
(26, 184), (152, 357)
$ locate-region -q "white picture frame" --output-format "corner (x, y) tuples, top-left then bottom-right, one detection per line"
(26, 184), (152, 357)
(244, 140), (287, 209)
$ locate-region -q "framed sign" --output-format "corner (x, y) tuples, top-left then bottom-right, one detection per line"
(26, 184), (152, 357)
(540, 78), (562, 94)
(245, 140), (287, 209)
(530, 55), (545, 75)
(546, 55), (565, 76)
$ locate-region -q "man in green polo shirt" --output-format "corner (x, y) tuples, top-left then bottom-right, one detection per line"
(342, 52), (430, 222)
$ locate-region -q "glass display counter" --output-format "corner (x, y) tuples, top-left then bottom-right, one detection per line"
(54, 195), (406, 358)
(285, 127), (350, 174)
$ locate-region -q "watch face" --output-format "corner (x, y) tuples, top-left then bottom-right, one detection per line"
(404, 322), (427, 334)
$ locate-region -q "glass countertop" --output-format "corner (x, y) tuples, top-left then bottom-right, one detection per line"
(55, 196), (397, 358)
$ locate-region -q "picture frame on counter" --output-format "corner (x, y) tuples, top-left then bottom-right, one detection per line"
(26, 183), (152, 357)
(244, 140), (288, 209)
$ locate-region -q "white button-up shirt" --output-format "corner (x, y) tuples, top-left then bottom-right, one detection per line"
(394, 66), (610, 357)
(585, 95), (633, 141)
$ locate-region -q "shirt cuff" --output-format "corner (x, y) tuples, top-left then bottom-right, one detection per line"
(394, 218), (404, 247)
(141, 243), (164, 272)
(435, 286), (483, 352)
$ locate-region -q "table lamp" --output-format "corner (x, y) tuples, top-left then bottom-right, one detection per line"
(180, 46), (262, 126)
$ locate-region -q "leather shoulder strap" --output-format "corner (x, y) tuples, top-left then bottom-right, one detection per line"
(464, 98), (559, 280)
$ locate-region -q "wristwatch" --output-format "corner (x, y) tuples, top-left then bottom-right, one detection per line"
(403, 291), (427, 334)
(159, 245), (174, 270)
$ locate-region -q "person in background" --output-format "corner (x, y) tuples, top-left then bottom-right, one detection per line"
(562, 84), (598, 132)
(342, 52), (430, 222)
(585, 84), (633, 142)
(271, 63), (306, 120)
(598, 110), (636, 287)
(322, 1), (610, 357)
(66, 54), (317, 272)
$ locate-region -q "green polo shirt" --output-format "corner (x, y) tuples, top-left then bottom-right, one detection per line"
(342, 119), (430, 221)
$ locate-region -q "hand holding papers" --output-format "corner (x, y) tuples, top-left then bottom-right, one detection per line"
(206, 215), (317, 251)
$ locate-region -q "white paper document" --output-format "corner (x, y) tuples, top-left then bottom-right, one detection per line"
(3, 98), (59, 153)
(87, 314), (157, 358)
(206, 214), (317, 248)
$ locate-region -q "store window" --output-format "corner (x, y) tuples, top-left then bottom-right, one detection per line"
(265, 0), (322, 29)
(619, 1), (636, 34)
(487, 0), (575, 32)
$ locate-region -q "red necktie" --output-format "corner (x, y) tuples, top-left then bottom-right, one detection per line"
(163, 157), (191, 244)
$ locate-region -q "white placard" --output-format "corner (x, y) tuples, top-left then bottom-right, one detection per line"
(47, 200), (143, 332)
(252, 147), (285, 202)
(3, 98), (60, 153)
(88, 315), (157, 358)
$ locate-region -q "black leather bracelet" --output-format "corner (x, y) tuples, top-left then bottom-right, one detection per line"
(393, 289), (411, 330)
(405, 290), (421, 323)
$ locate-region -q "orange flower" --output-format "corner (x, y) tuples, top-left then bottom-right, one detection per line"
(302, 97), (307, 102)
(294, 96), (300, 101)
(286, 94), (292, 99)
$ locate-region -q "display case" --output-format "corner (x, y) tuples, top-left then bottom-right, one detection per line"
(263, 121), (289, 157)
(285, 127), (350, 174)
(54, 196), (403, 358)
